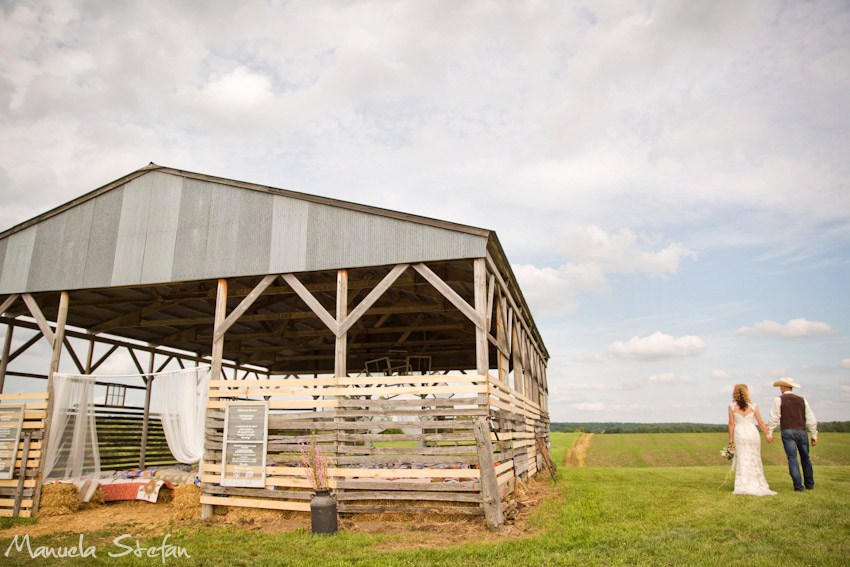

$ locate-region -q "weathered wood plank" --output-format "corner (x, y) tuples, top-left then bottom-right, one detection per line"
(474, 417), (504, 531)
(336, 491), (481, 502)
(200, 495), (311, 512)
(413, 263), (483, 328)
(338, 504), (482, 515)
(281, 273), (339, 335)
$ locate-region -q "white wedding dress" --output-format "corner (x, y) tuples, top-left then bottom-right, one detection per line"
(731, 403), (776, 496)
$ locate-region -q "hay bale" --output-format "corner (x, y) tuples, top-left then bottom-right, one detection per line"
(38, 484), (81, 517)
(224, 507), (304, 522)
(172, 484), (201, 520)
(80, 486), (105, 510)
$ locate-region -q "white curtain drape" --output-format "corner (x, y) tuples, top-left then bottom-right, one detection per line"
(153, 366), (210, 464)
(44, 374), (100, 501)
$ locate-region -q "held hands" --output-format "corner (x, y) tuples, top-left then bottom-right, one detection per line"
(766, 435), (774, 443)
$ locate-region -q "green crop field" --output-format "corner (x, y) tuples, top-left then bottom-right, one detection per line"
(585, 432), (850, 468)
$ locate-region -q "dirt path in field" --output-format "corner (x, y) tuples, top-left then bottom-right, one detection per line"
(564, 433), (593, 467)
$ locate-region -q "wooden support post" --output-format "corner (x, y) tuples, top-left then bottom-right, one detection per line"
(12, 431), (32, 518)
(474, 417), (504, 531)
(203, 279), (227, 520)
(140, 351), (155, 468)
(32, 290), (69, 516)
(473, 259), (488, 377)
(0, 322), (13, 394)
(335, 270), (348, 380)
(334, 269), (347, 502)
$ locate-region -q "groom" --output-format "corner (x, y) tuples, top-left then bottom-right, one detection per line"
(766, 377), (818, 492)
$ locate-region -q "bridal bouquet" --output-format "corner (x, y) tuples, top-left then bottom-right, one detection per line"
(721, 444), (735, 461)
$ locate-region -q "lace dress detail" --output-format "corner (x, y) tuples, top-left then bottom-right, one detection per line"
(731, 403), (776, 496)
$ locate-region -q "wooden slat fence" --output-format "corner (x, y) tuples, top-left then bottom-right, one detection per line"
(201, 373), (550, 519)
(0, 392), (47, 518)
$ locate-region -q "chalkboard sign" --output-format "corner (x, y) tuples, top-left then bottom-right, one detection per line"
(221, 402), (268, 488)
(0, 405), (26, 480)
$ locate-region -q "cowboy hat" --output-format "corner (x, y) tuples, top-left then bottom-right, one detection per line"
(773, 376), (801, 388)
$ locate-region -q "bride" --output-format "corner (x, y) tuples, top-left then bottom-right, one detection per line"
(728, 384), (776, 496)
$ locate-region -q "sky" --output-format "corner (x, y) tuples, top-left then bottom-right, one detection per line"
(1, 1), (848, 424)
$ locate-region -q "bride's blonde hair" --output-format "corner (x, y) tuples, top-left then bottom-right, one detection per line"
(732, 384), (751, 411)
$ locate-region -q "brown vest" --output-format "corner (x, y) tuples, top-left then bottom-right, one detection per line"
(780, 393), (806, 430)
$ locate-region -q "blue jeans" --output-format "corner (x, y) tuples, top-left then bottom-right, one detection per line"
(781, 429), (814, 491)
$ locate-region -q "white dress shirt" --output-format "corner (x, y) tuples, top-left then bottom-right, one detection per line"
(767, 392), (818, 440)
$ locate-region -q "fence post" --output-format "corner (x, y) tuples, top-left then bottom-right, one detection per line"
(474, 417), (504, 531)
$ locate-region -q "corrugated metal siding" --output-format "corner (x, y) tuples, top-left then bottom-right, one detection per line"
(27, 199), (96, 291)
(304, 202), (483, 271)
(269, 195), (309, 273)
(140, 172), (182, 283)
(82, 187), (123, 288)
(110, 174), (154, 286)
(0, 225), (36, 292)
(171, 177), (211, 282)
(0, 239), (6, 281)
(0, 171), (487, 294)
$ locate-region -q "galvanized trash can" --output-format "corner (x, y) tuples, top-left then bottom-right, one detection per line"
(310, 490), (338, 535)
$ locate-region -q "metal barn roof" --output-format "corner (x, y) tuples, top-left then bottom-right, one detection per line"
(0, 164), (492, 294)
(0, 164), (548, 365)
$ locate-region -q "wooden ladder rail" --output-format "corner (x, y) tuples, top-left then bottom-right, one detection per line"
(535, 436), (556, 479)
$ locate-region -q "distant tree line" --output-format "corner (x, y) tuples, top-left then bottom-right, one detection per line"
(551, 422), (850, 434)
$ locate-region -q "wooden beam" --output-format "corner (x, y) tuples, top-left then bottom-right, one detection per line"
(474, 417), (504, 531)
(281, 273), (339, 335)
(337, 264), (408, 336)
(485, 252), (546, 361)
(21, 294), (55, 347)
(474, 259), (489, 376)
(335, 270), (348, 377)
(88, 300), (171, 334)
(0, 295), (19, 316)
(62, 337), (85, 374)
(212, 274), (277, 343)
(203, 279), (227, 521)
(90, 344), (120, 373)
(0, 323), (12, 394)
(126, 347), (145, 375)
(140, 352), (154, 469)
(210, 279), (228, 382)
(33, 290), (69, 516)
(486, 274), (495, 332)
(7, 331), (42, 365)
(413, 263), (483, 328)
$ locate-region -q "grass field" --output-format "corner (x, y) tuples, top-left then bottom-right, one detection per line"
(585, 432), (850, 467)
(1, 431), (847, 566)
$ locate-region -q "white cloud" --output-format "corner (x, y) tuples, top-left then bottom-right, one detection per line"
(512, 262), (606, 316)
(559, 225), (695, 277)
(513, 225), (694, 316)
(736, 318), (837, 339)
(568, 402), (606, 412)
(648, 373), (694, 384)
(570, 352), (604, 363)
(608, 332), (706, 360)
(187, 66), (273, 110)
(711, 369), (730, 380)
(841, 359), (850, 369)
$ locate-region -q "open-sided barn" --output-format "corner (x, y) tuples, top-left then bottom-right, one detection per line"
(0, 163), (549, 528)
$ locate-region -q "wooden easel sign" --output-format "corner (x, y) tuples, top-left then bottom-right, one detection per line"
(221, 401), (268, 488)
(0, 404), (26, 480)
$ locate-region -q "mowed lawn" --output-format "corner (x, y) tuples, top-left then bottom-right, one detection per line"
(1, 431), (848, 566)
(585, 431), (850, 467)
